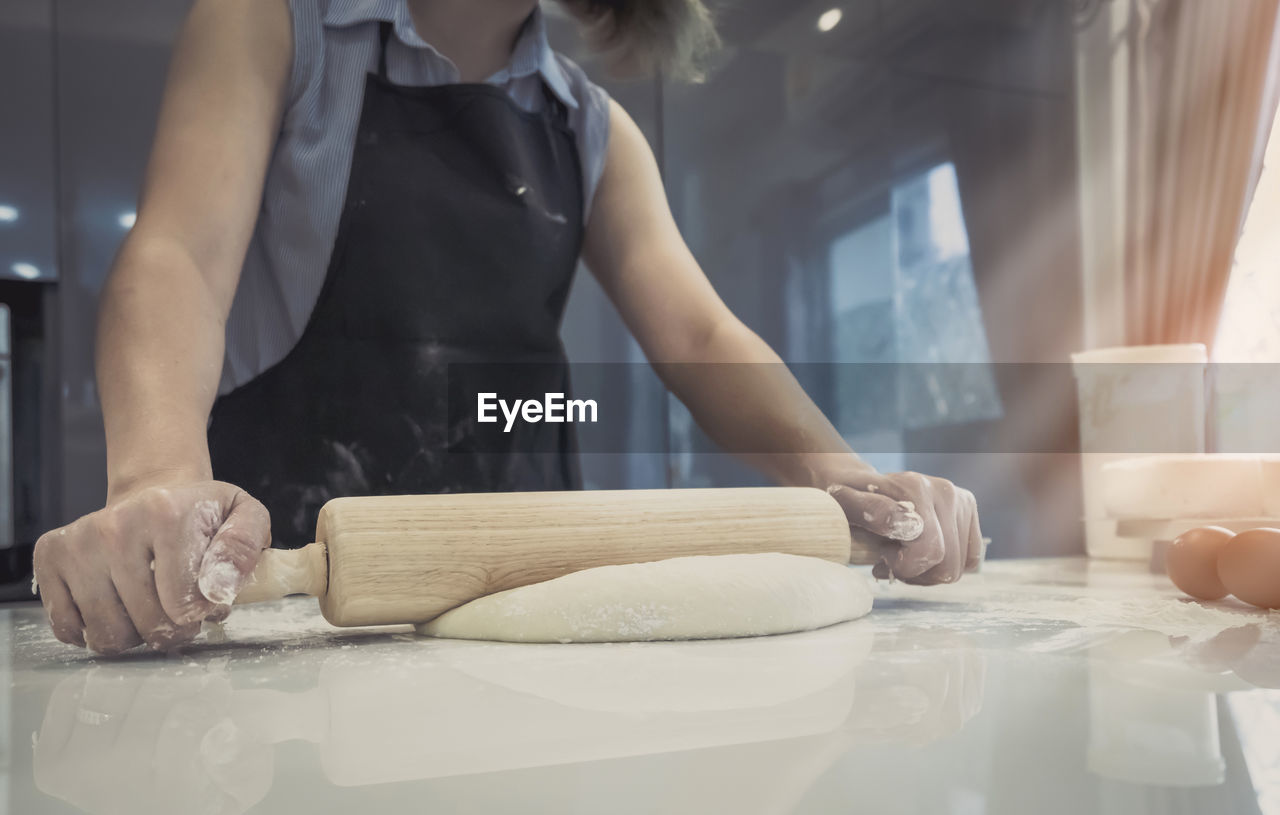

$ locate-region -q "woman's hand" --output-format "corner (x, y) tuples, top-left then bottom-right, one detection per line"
(33, 481), (271, 655)
(824, 467), (983, 585)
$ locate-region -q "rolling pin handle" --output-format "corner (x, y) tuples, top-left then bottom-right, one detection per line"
(234, 542), (329, 605)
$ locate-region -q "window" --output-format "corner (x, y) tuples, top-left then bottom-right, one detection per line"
(826, 162), (1001, 470)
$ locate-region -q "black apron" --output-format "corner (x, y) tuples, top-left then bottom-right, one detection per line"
(208, 21), (584, 547)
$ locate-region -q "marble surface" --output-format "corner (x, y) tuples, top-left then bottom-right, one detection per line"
(5, 557), (1279, 814)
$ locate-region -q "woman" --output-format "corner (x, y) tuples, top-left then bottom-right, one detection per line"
(34, 0), (982, 654)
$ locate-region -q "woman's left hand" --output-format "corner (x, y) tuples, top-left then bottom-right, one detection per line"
(823, 466), (983, 585)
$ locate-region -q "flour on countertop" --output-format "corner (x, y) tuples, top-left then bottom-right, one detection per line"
(980, 595), (1275, 639)
(877, 573), (1279, 644)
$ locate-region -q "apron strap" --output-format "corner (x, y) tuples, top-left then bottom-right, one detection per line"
(377, 21), (393, 80)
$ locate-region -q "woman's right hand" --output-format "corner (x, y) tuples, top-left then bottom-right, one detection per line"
(33, 481), (271, 655)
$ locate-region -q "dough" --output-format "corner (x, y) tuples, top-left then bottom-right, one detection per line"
(416, 553), (873, 643)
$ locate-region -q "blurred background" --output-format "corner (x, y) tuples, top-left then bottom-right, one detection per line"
(1, 0), (1278, 592)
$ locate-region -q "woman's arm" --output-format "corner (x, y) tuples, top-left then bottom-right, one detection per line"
(34, 0), (289, 654)
(582, 100), (982, 584)
(100, 0), (291, 498)
(580, 102), (852, 484)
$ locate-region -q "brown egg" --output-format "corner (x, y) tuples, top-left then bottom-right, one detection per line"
(1166, 526), (1234, 601)
(1218, 528), (1280, 610)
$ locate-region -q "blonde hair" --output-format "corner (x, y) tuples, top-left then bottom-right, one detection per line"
(556, 0), (721, 82)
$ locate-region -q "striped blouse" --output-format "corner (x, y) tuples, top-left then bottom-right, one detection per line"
(219, 0), (612, 393)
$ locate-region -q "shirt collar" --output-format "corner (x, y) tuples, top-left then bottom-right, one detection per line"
(323, 0), (578, 110)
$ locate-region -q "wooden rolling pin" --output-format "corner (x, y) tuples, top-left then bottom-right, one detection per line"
(234, 487), (875, 626)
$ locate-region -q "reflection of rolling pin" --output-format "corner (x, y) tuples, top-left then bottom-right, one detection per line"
(236, 487), (872, 626)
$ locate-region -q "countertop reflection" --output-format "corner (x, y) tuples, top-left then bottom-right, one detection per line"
(6, 558), (1279, 814)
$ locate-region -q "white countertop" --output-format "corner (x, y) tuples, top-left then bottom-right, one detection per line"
(6, 557), (1279, 814)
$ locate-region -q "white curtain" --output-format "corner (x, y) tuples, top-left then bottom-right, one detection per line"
(1217, 102), (1280, 362)
(1124, 0), (1280, 347)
